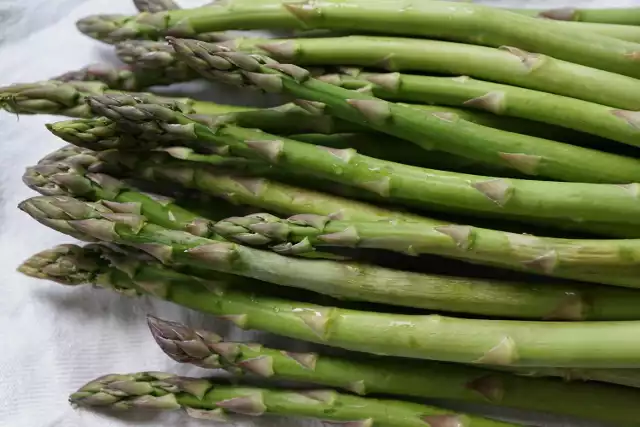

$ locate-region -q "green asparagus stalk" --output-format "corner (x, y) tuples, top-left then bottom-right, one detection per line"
(95, 148), (425, 222)
(212, 211), (640, 289)
(85, 93), (640, 231)
(133, 0), (179, 13)
(148, 316), (640, 426)
(169, 39), (640, 183)
(510, 6), (640, 25)
(70, 371), (517, 427)
(323, 72), (640, 149)
(27, 194), (638, 319)
(21, 242), (640, 367)
(0, 80), (252, 117)
(76, 0), (640, 79)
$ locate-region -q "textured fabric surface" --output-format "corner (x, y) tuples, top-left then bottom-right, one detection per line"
(0, 1), (636, 426)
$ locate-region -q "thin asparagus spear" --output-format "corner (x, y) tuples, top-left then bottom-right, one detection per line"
(75, 0), (640, 79)
(0, 80), (253, 118)
(20, 242), (640, 367)
(26, 194), (638, 319)
(133, 0), (179, 13)
(510, 6), (640, 25)
(148, 316), (640, 426)
(85, 93), (640, 229)
(169, 39), (640, 183)
(212, 211), (640, 289)
(322, 72), (640, 149)
(70, 371), (517, 427)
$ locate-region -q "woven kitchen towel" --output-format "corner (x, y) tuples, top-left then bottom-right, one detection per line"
(0, 1), (635, 426)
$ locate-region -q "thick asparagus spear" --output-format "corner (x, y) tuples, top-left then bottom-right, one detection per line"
(21, 243), (640, 367)
(324, 72), (640, 149)
(85, 93), (640, 229)
(169, 39), (640, 183)
(148, 316), (640, 426)
(71, 371), (516, 427)
(76, 0), (640, 79)
(510, 6), (640, 25)
(133, 0), (179, 13)
(27, 194), (636, 319)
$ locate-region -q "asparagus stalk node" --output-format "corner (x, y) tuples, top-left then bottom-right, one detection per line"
(148, 316), (640, 427)
(20, 242), (640, 368)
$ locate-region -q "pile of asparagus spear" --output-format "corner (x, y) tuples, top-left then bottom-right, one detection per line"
(8, 0), (640, 425)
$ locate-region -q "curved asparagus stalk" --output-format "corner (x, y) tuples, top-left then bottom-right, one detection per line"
(75, 0), (640, 79)
(0, 80), (252, 117)
(510, 6), (640, 25)
(21, 243), (640, 367)
(133, 0), (179, 13)
(148, 316), (640, 426)
(26, 194), (638, 319)
(71, 371), (516, 427)
(212, 211), (640, 289)
(169, 38), (640, 183)
(323, 72), (640, 149)
(85, 93), (640, 230)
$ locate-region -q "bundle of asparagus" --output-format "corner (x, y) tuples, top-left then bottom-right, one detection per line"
(7, 0), (640, 426)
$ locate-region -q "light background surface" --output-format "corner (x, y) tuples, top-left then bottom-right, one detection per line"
(0, 1), (636, 426)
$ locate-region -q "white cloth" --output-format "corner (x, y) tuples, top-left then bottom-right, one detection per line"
(0, 1), (636, 426)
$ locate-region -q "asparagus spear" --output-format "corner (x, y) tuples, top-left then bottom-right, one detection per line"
(27, 194), (635, 319)
(71, 371), (516, 427)
(21, 243), (640, 367)
(169, 39), (640, 183)
(85, 93), (640, 230)
(510, 6), (640, 25)
(324, 72), (640, 149)
(0, 80), (253, 118)
(76, 0), (640, 79)
(148, 316), (640, 426)
(133, 0), (179, 13)
(212, 211), (640, 289)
